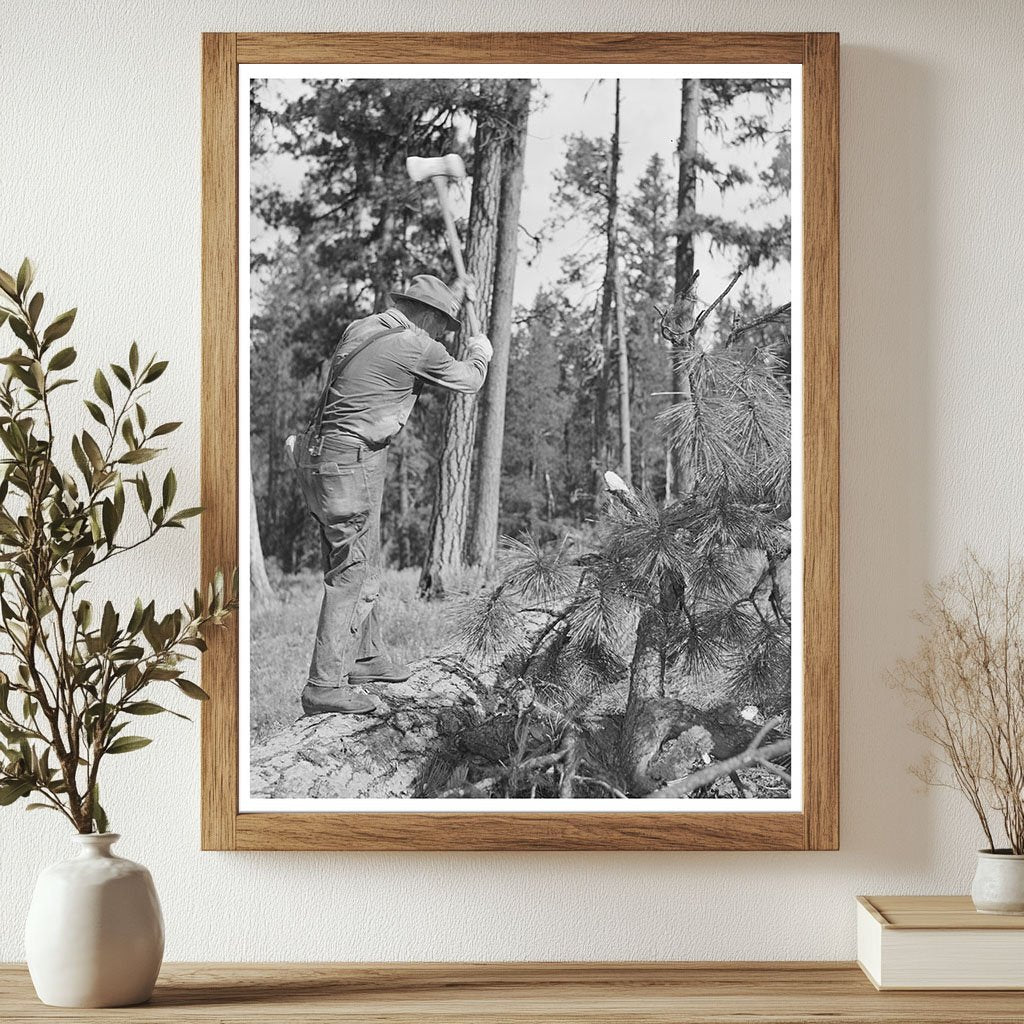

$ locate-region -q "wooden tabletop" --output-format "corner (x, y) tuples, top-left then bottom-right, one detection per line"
(3, 962), (1024, 1023)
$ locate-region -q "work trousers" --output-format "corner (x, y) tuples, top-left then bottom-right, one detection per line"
(294, 430), (389, 686)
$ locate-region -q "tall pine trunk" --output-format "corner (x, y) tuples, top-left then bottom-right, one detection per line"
(614, 258), (631, 485)
(468, 78), (531, 572)
(420, 84), (503, 598)
(593, 79), (623, 508)
(668, 78), (700, 500)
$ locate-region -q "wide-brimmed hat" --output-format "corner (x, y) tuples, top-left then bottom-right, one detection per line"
(389, 274), (462, 332)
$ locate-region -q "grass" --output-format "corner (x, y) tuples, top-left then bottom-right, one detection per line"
(250, 567), (452, 743)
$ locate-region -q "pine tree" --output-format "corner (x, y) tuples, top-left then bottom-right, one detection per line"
(469, 78), (532, 573)
(432, 326), (793, 799)
(420, 80), (505, 599)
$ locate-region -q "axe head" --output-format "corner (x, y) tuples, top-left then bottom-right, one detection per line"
(406, 153), (467, 183)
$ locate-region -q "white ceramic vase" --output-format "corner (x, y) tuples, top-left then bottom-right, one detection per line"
(971, 849), (1024, 915)
(25, 833), (164, 1007)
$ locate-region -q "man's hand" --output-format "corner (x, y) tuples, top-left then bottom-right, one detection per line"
(466, 334), (493, 363)
(454, 275), (478, 306)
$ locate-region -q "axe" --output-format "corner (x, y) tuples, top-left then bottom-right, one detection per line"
(406, 153), (480, 336)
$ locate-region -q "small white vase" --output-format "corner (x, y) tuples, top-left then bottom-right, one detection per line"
(25, 833), (164, 1007)
(971, 849), (1024, 915)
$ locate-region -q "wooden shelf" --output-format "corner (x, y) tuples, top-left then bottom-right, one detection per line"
(3, 962), (1024, 1022)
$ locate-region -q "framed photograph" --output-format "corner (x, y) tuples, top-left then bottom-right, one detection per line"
(201, 32), (838, 851)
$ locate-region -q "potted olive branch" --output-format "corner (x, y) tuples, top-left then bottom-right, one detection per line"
(0, 259), (236, 1008)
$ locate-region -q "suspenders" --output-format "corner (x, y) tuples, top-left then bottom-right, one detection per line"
(305, 324), (405, 455)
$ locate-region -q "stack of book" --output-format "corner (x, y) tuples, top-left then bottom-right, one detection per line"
(857, 895), (1024, 990)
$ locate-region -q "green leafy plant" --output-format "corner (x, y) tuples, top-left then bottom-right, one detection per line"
(0, 259), (236, 833)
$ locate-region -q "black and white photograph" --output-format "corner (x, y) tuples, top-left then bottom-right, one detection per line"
(242, 64), (801, 809)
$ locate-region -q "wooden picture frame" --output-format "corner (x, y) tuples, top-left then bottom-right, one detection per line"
(201, 32), (839, 851)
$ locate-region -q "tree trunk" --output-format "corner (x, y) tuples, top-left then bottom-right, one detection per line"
(593, 79), (623, 509)
(668, 78), (700, 500)
(250, 479), (275, 610)
(420, 84), (503, 599)
(614, 259), (632, 485)
(371, 153), (400, 312)
(468, 79), (531, 573)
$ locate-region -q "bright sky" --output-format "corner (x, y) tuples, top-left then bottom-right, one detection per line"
(251, 75), (792, 315)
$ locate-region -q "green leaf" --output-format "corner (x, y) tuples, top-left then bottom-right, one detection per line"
(16, 258), (34, 298)
(105, 735), (152, 755)
(162, 468), (176, 508)
(71, 435), (92, 481)
(118, 448), (157, 465)
(101, 498), (117, 546)
(129, 342), (139, 375)
(91, 785), (108, 834)
(76, 600), (93, 630)
(142, 360), (168, 383)
(93, 369), (113, 408)
(176, 679), (210, 701)
(48, 346), (77, 371)
(43, 308), (77, 344)
(83, 400), (106, 427)
(0, 352), (32, 366)
(100, 601), (117, 646)
(136, 473), (152, 513)
(0, 779), (33, 805)
(27, 292), (43, 328)
(8, 317), (31, 344)
(150, 421), (181, 438)
(121, 418), (137, 450)
(124, 700), (166, 715)
(124, 700), (187, 722)
(81, 431), (104, 471)
(0, 269), (18, 300)
(110, 363), (131, 389)
(113, 475), (125, 520)
(169, 507), (203, 523)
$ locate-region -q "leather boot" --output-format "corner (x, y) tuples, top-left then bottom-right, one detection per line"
(301, 682), (376, 716)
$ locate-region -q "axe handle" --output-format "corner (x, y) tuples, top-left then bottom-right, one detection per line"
(430, 175), (481, 337)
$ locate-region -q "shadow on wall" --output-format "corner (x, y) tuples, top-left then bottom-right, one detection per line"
(838, 47), (937, 871)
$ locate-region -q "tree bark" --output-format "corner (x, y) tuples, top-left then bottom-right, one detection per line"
(593, 79), (624, 509)
(468, 78), (532, 573)
(420, 83), (503, 598)
(250, 478), (275, 610)
(668, 78), (700, 500)
(614, 259), (632, 485)
(371, 152), (400, 312)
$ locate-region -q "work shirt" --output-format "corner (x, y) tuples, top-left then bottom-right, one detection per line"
(320, 308), (488, 447)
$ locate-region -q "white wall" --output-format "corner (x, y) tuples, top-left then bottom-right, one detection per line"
(1, 0), (1022, 961)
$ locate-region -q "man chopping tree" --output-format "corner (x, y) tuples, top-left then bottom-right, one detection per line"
(290, 273), (492, 715)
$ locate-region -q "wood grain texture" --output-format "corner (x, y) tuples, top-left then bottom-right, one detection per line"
(235, 32), (807, 64)
(200, 32), (239, 851)
(201, 32), (841, 851)
(3, 962), (1023, 1023)
(233, 810), (806, 852)
(801, 32), (841, 852)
